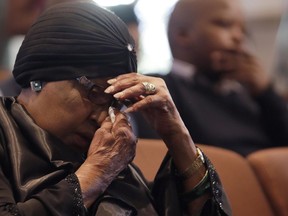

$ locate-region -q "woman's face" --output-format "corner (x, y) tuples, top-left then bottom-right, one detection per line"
(32, 78), (113, 152)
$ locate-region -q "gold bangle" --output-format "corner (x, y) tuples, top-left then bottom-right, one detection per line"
(191, 169), (209, 189)
(176, 147), (206, 181)
(181, 169), (211, 202)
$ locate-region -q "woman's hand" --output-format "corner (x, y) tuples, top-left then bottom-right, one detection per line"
(104, 73), (211, 214)
(105, 72), (199, 176)
(76, 111), (136, 208)
(87, 111), (136, 171)
(104, 73), (187, 139)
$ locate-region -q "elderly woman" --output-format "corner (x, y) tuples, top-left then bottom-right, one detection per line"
(0, 2), (231, 216)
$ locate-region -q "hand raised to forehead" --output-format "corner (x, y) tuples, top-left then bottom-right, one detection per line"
(104, 73), (186, 138)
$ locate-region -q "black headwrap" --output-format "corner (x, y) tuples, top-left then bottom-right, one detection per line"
(13, 1), (137, 88)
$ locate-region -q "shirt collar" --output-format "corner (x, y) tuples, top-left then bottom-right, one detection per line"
(170, 59), (196, 80)
(170, 58), (245, 95)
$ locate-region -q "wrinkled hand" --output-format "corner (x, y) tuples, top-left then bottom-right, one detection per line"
(87, 111), (136, 171)
(105, 73), (208, 213)
(105, 73), (186, 138)
(211, 49), (271, 95)
(76, 111), (136, 207)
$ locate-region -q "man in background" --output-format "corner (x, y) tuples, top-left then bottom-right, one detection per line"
(135, 0), (288, 156)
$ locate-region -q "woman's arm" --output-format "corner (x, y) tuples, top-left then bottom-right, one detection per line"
(104, 73), (231, 215)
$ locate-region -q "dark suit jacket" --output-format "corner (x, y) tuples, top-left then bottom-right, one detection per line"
(134, 72), (288, 156)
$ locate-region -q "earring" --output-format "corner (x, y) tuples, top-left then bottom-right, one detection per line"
(30, 81), (42, 92)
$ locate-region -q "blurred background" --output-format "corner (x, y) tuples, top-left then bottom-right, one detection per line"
(1, 0), (287, 94)
(102, 0), (288, 97)
(96, 0), (287, 74)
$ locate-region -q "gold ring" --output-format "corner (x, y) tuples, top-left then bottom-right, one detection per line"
(142, 82), (156, 94)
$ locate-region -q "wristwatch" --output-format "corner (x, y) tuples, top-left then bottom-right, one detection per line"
(177, 147), (206, 181)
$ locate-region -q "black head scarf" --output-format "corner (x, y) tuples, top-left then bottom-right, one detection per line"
(13, 1), (137, 88)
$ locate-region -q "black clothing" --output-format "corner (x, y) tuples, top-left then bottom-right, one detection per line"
(13, 2), (137, 88)
(0, 97), (231, 215)
(135, 72), (288, 156)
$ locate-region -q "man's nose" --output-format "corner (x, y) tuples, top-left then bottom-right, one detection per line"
(232, 26), (245, 45)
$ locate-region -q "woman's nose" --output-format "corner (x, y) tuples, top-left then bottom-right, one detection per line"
(89, 108), (109, 126)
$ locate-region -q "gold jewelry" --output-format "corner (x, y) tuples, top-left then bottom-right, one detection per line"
(181, 169), (211, 202)
(142, 82), (156, 94)
(176, 147), (205, 181)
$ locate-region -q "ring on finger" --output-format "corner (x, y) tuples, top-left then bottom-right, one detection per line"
(142, 82), (156, 94)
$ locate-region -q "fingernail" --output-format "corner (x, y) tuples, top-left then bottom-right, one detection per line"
(114, 92), (123, 99)
(108, 106), (116, 123)
(107, 79), (117, 84)
(104, 86), (114, 93)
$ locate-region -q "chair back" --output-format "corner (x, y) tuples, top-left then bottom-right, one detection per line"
(248, 147), (288, 216)
(198, 144), (274, 216)
(133, 139), (275, 216)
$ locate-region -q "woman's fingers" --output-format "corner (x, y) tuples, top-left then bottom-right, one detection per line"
(89, 112), (135, 159)
(106, 74), (164, 98)
(103, 73), (181, 137)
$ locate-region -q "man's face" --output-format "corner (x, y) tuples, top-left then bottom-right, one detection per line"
(188, 0), (247, 73)
(31, 78), (113, 152)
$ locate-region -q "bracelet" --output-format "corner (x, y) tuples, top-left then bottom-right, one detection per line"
(176, 147), (205, 181)
(180, 170), (211, 203)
